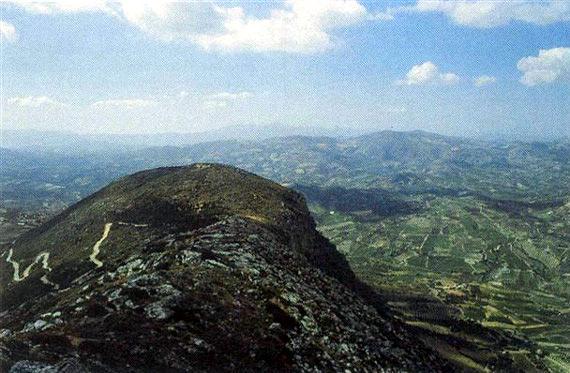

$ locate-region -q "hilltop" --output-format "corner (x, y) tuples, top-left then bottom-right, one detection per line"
(1, 164), (452, 372)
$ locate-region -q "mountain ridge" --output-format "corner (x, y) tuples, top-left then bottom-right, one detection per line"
(1, 164), (452, 372)
(0, 158), (556, 370)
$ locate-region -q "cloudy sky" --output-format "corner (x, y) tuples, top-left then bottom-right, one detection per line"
(1, 1), (569, 138)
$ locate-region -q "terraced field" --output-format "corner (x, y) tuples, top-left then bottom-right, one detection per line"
(311, 196), (570, 372)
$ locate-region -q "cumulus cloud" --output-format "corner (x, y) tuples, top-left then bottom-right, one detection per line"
(117, 1), (221, 42)
(411, 0), (570, 28)
(0, 20), (17, 43)
(195, 0), (367, 53)
(4, 0), (376, 54)
(90, 98), (158, 109)
(474, 75), (497, 87)
(397, 61), (460, 86)
(7, 96), (68, 109)
(517, 47), (570, 86)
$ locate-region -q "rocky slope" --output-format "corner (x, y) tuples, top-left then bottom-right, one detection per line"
(0, 164), (539, 372)
(0, 164), (450, 372)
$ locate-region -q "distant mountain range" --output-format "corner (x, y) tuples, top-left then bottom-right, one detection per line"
(1, 124), (369, 153)
(5, 126), (568, 154)
(2, 129), (568, 207)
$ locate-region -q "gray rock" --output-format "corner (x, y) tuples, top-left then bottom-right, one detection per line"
(144, 301), (174, 320)
(0, 329), (13, 338)
(127, 273), (161, 287)
(9, 360), (53, 373)
(116, 258), (144, 276)
(10, 359), (87, 373)
(22, 320), (49, 332)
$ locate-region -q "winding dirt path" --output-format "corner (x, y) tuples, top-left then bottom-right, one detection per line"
(4, 221), (118, 285)
(4, 221), (136, 284)
(6, 249), (52, 282)
(117, 221), (148, 228)
(89, 223), (113, 268)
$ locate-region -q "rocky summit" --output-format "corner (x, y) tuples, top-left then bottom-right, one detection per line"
(2, 163), (530, 372)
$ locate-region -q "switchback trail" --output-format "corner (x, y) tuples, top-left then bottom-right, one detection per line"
(6, 249), (52, 282)
(89, 223), (113, 268)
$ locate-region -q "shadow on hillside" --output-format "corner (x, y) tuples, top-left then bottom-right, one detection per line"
(294, 184), (422, 220)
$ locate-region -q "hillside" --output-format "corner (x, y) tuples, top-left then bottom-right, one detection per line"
(1, 164), (458, 372)
(1, 132), (567, 371)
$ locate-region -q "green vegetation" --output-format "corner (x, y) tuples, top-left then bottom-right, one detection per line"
(310, 192), (570, 372)
(1, 130), (568, 370)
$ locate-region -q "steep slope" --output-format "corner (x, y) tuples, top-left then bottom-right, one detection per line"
(1, 164), (450, 372)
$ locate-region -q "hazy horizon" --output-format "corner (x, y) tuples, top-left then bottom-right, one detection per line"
(1, 124), (568, 150)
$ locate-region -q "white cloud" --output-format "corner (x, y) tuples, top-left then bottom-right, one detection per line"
(0, 20), (17, 43)
(117, 1), (220, 42)
(3, 0), (213, 37)
(203, 100), (228, 110)
(203, 91), (253, 110)
(195, 0), (367, 53)
(4, 0), (371, 53)
(90, 98), (157, 109)
(367, 11), (395, 21)
(411, 0), (570, 28)
(397, 61), (460, 86)
(4, 91), (261, 133)
(7, 96), (158, 111)
(7, 93), (247, 115)
(207, 91), (253, 100)
(7, 96), (68, 108)
(517, 47), (570, 86)
(474, 75), (497, 87)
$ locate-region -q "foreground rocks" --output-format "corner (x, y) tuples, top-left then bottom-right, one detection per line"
(2, 214), (450, 371)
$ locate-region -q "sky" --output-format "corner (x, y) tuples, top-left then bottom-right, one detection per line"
(0, 0), (569, 139)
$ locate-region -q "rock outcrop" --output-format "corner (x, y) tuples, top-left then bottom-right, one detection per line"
(0, 164), (450, 371)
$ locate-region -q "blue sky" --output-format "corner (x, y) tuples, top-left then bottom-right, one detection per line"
(1, 1), (569, 138)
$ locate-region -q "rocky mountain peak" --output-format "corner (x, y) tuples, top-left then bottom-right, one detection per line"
(0, 164), (453, 371)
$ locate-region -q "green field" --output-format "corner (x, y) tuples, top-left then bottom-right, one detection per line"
(311, 195), (570, 371)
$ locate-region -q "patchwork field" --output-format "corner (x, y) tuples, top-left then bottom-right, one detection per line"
(311, 195), (570, 371)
